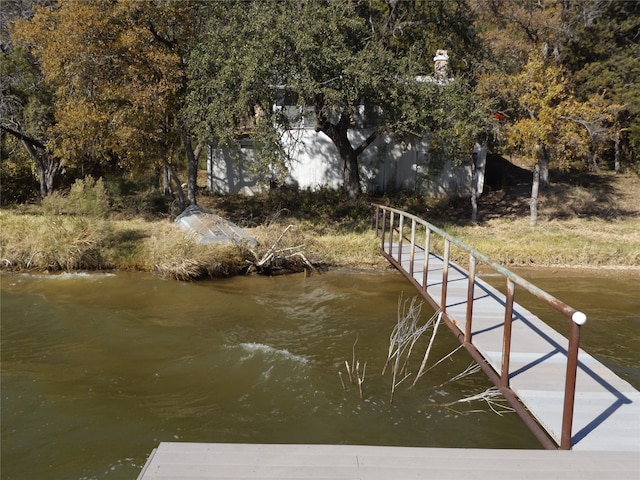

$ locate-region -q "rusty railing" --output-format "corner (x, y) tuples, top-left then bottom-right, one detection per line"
(373, 204), (587, 450)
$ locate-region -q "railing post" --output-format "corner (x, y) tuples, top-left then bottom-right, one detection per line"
(388, 211), (394, 254)
(380, 208), (387, 251)
(500, 279), (515, 388)
(409, 219), (416, 278)
(441, 239), (450, 314)
(397, 214), (405, 264)
(465, 255), (476, 343)
(374, 205), (380, 237)
(422, 228), (431, 292)
(561, 311), (587, 450)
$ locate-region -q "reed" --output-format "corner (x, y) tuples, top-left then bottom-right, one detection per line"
(0, 211), (251, 278)
(339, 335), (366, 400)
(0, 213), (112, 271)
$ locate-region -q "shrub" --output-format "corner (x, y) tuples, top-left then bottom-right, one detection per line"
(42, 176), (109, 218)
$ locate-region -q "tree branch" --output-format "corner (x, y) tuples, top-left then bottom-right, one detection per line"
(354, 130), (378, 157)
(0, 124), (46, 150)
(147, 22), (177, 51)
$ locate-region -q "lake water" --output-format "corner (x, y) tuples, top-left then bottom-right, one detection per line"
(1, 268), (638, 479)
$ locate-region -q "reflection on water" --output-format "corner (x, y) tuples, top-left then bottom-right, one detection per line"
(1, 269), (638, 479)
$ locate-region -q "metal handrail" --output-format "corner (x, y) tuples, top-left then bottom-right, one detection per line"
(373, 204), (586, 450)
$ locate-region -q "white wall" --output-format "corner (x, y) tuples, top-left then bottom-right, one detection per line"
(207, 127), (473, 197)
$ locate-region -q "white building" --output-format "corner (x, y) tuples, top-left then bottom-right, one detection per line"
(206, 50), (481, 198)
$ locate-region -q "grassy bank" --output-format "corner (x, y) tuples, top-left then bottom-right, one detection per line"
(1, 172), (639, 279)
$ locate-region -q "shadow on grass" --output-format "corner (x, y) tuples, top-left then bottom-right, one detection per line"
(428, 163), (639, 226)
(197, 160), (638, 231)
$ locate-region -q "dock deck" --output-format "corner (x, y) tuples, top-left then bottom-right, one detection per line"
(387, 243), (640, 451)
(137, 442), (639, 479)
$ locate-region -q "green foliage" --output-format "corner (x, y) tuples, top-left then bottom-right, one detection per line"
(4, 0), (638, 204)
(427, 78), (501, 167)
(564, 0), (640, 167)
(0, 44), (54, 139)
(0, 133), (39, 204)
(42, 176), (109, 218)
(187, 0), (482, 194)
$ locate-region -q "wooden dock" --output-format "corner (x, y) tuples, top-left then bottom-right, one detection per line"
(375, 205), (639, 451)
(137, 442), (639, 479)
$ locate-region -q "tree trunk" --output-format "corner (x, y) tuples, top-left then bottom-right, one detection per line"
(180, 124), (198, 206)
(162, 161), (171, 198)
(160, 147), (172, 198)
(24, 140), (62, 198)
(343, 150), (361, 200)
(471, 142), (487, 223)
(614, 128), (621, 173)
(165, 160), (185, 212)
(160, 145), (185, 211)
(530, 161), (540, 226)
(317, 112), (376, 200)
(471, 182), (478, 223)
(539, 144), (549, 188)
(1, 125), (61, 198)
(41, 158), (62, 197)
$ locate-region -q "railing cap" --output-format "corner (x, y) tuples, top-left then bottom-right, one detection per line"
(572, 311), (587, 326)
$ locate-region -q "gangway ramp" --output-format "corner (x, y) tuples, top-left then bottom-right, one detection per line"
(374, 204), (639, 451)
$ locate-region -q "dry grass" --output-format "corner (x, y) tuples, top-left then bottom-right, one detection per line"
(2, 172), (639, 278)
(0, 213), (111, 271)
(446, 217), (640, 268)
(442, 172), (640, 268)
(0, 212), (250, 279)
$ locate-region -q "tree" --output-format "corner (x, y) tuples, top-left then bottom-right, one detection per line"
(505, 53), (570, 225)
(11, 0), (203, 208)
(470, 0), (568, 70)
(187, 0), (481, 199)
(1, 0), (60, 198)
(470, 0), (636, 224)
(558, 94), (625, 172)
(473, 0), (639, 174)
(426, 77), (501, 222)
(564, 0), (640, 170)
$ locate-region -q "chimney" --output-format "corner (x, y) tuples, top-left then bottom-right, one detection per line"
(433, 50), (449, 81)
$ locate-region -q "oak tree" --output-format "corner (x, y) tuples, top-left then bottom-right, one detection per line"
(187, 0), (481, 199)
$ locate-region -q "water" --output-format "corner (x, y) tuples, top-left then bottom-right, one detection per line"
(1, 269), (638, 479)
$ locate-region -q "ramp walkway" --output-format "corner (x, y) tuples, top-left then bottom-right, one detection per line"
(373, 205), (640, 451)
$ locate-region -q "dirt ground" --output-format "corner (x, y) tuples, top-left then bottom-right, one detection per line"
(453, 161), (639, 224)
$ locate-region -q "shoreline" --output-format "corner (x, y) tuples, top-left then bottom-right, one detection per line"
(2, 212), (639, 280)
(3, 261), (640, 280)
(2, 174), (639, 280)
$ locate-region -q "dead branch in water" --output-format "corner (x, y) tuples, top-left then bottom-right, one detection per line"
(413, 311), (443, 386)
(247, 224), (317, 275)
(355, 360), (366, 400)
(424, 387), (515, 416)
(383, 294), (441, 403)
